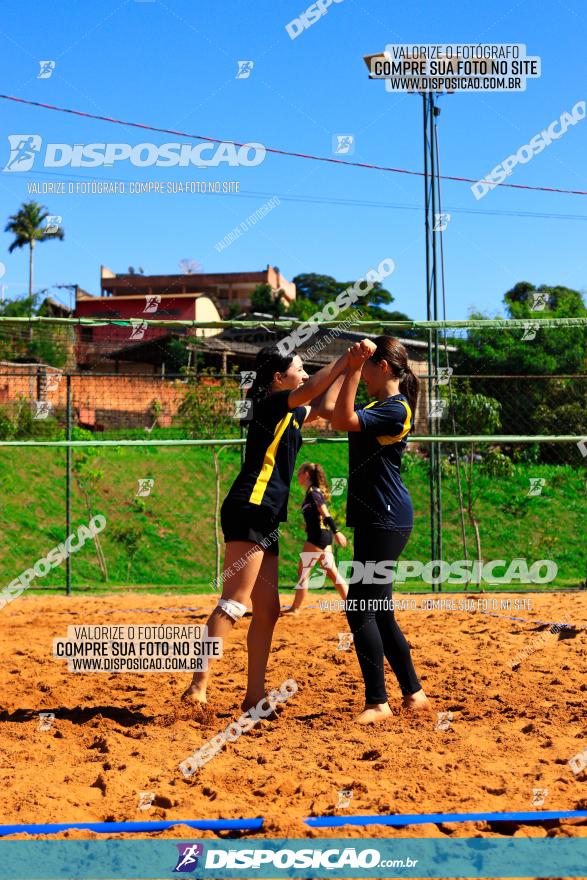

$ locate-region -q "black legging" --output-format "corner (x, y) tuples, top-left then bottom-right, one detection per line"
(345, 527), (421, 704)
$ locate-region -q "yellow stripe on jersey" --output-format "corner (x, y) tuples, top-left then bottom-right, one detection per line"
(249, 412), (293, 506)
(375, 398), (412, 446)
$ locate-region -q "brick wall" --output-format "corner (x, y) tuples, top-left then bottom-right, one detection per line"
(0, 367), (188, 430)
(0, 364), (433, 434)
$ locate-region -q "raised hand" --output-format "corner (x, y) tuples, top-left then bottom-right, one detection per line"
(348, 339), (376, 369)
(359, 338), (377, 357)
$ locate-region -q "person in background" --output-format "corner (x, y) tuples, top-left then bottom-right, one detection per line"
(283, 462), (348, 615)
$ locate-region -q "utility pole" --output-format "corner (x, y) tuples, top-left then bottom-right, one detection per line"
(422, 92), (443, 588)
(363, 53), (445, 586)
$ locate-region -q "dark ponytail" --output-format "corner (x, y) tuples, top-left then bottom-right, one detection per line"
(246, 344), (293, 403)
(371, 336), (419, 414)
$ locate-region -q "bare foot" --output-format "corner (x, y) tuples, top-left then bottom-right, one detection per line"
(355, 702), (392, 725)
(181, 683), (207, 704)
(281, 606), (301, 616)
(402, 689), (431, 712)
(241, 696), (282, 721)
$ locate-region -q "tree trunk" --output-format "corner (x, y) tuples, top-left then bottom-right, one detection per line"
(466, 444), (483, 591)
(29, 240), (34, 298)
(74, 473), (108, 581)
(468, 509), (483, 591)
(28, 240), (34, 344)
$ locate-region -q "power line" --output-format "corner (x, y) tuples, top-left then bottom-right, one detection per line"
(2, 93), (586, 197)
(9, 169), (587, 223)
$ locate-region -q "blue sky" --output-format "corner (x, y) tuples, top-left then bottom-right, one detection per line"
(1, 0), (586, 320)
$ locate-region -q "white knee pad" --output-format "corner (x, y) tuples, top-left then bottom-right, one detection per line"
(217, 598), (247, 621)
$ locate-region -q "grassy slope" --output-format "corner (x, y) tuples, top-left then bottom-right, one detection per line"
(0, 444), (584, 592)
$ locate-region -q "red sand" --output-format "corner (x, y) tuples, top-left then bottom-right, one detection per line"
(0, 591), (586, 852)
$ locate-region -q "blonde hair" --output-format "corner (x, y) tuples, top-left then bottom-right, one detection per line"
(298, 462), (331, 501)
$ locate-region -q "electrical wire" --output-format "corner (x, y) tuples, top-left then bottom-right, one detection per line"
(2, 93), (586, 196)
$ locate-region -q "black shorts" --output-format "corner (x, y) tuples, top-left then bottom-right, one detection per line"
(305, 528), (333, 550)
(220, 501), (280, 555)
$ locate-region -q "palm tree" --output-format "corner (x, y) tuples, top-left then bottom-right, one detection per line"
(5, 201), (65, 303)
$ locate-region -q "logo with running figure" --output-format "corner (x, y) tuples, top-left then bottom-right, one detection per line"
(136, 478), (155, 497)
(173, 843), (204, 873)
(33, 401), (53, 420)
(531, 787), (548, 806)
(336, 787), (354, 808)
(527, 477), (546, 497)
(38, 712), (55, 731)
(143, 295), (161, 313)
(433, 212), (451, 232)
(331, 477), (347, 496)
(37, 60), (56, 79)
(233, 399), (253, 420)
(236, 60), (254, 79)
(521, 321), (540, 341)
(435, 710), (453, 731)
(530, 292), (550, 311)
(129, 319), (148, 340)
(4, 135), (42, 172)
(239, 370), (256, 390)
(435, 366), (453, 386)
(332, 134), (355, 155)
(44, 215), (62, 235)
(429, 398), (447, 419)
(337, 632), (354, 651)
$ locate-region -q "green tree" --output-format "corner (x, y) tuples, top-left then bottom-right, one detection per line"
(250, 283), (286, 317)
(290, 272), (416, 334)
(292, 274), (342, 306)
(0, 291), (39, 318)
(460, 282), (586, 375)
(291, 272), (397, 318)
(505, 281), (586, 323)
(0, 295), (72, 367)
(534, 377), (587, 463)
(72, 439), (109, 581)
(110, 523), (143, 581)
(0, 393), (61, 440)
(286, 296), (319, 321)
(456, 282), (587, 459)
(5, 202), (65, 301)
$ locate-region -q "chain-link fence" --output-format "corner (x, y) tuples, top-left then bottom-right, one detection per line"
(0, 317), (585, 594)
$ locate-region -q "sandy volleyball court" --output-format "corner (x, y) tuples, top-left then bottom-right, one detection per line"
(0, 590), (585, 847)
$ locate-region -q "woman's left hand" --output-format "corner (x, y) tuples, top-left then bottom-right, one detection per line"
(334, 531), (347, 548)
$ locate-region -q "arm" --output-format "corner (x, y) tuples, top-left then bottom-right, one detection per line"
(288, 351), (349, 409)
(313, 374), (345, 420)
(330, 340), (376, 431)
(301, 405), (320, 425)
(298, 388), (329, 427)
(301, 383), (339, 426)
(317, 500), (347, 548)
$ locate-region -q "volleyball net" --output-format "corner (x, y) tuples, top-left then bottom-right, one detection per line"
(0, 315), (585, 594)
